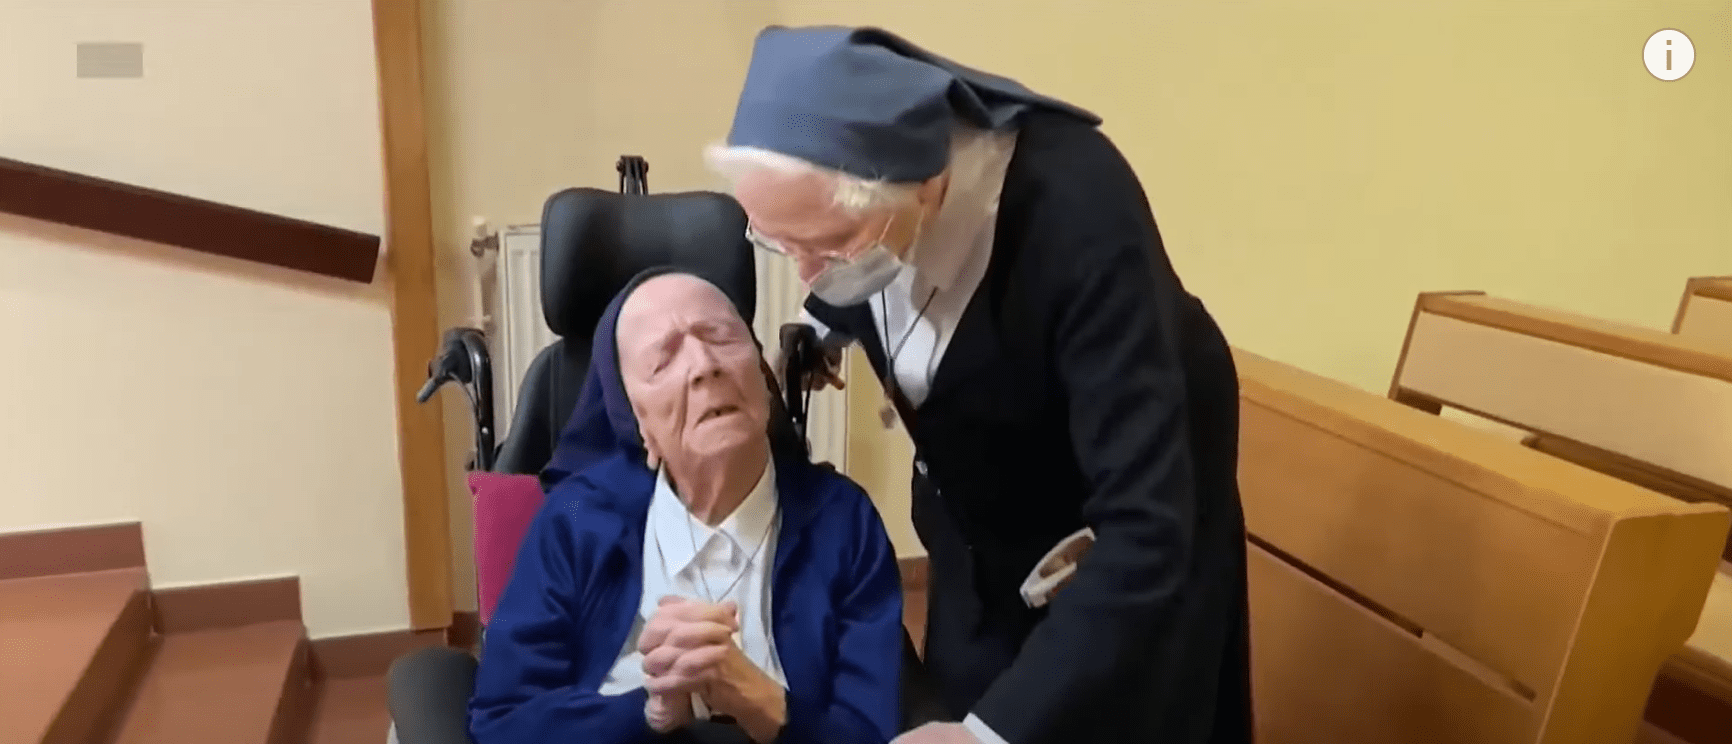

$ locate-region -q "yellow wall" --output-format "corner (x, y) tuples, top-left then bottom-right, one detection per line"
(421, 0), (784, 607)
(778, 0), (1731, 391)
(792, 1), (1731, 559)
(0, 0), (408, 638)
(425, 1), (1730, 563)
(844, 349), (921, 556)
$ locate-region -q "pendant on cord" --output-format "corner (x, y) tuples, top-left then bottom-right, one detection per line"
(879, 400), (898, 430)
(879, 376), (900, 429)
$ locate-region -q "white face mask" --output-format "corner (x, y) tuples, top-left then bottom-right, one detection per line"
(807, 212), (923, 307)
(808, 243), (903, 306)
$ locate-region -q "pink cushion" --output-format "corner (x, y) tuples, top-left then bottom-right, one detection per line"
(469, 472), (547, 627)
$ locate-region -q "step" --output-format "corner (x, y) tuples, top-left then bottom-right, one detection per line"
(307, 676), (389, 744)
(0, 567), (153, 744)
(110, 620), (314, 744)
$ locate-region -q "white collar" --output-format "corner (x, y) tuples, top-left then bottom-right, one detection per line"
(903, 129), (1018, 292)
(651, 459), (777, 576)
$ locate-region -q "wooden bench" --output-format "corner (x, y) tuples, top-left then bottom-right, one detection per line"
(1389, 292), (1732, 520)
(1387, 291), (1732, 742)
(1237, 349), (1727, 743)
(1673, 276), (1732, 344)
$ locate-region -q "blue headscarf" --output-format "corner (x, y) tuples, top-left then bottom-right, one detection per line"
(727, 25), (1101, 183)
(540, 267), (804, 491)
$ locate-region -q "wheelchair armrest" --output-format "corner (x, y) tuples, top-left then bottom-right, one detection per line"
(387, 646), (480, 744)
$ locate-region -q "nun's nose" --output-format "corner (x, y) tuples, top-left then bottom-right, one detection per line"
(687, 345), (723, 385)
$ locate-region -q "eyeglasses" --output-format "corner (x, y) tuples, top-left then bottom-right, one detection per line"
(744, 216), (893, 263)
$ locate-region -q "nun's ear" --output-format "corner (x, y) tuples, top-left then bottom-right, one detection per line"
(639, 423), (662, 470)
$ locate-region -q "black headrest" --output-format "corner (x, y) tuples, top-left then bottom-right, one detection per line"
(539, 187), (756, 339)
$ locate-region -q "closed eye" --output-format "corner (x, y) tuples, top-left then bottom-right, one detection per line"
(648, 332), (682, 375)
(695, 321), (749, 345)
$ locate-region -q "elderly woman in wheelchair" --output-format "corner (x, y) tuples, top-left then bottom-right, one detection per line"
(460, 268), (907, 744)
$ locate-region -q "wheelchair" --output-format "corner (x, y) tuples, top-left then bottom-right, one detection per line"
(391, 157), (937, 744)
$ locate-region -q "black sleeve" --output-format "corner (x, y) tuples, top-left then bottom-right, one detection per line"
(970, 219), (1200, 743)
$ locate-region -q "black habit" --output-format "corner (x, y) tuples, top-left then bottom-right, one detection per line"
(803, 111), (1254, 744)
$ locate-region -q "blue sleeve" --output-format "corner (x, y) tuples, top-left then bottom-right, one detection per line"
(468, 499), (654, 744)
(779, 488), (905, 744)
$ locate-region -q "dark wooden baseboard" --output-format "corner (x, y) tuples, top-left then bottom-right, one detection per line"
(1646, 666), (1732, 744)
(151, 576), (303, 634)
(0, 522), (145, 580)
(898, 556), (929, 593)
(0, 157), (380, 283)
(448, 611), (481, 652)
(311, 628), (447, 680)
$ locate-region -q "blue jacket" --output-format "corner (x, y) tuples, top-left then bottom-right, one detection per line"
(468, 450), (905, 744)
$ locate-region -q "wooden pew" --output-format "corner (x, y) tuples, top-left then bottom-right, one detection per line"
(1673, 276), (1732, 344)
(1387, 291), (1732, 742)
(1237, 349), (1727, 744)
(1389, 292), (1732, 520)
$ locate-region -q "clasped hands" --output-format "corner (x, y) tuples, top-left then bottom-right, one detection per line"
(640, 596), (786, 741)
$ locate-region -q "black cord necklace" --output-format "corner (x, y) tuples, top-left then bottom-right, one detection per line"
(682, 497), (775, 606)
(876, 286), (940, 428)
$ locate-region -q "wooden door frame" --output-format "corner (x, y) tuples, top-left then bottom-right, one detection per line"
(372, 0), (454, 631)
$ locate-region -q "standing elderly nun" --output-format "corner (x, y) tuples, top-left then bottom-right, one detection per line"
(704, 26), (1253, 744)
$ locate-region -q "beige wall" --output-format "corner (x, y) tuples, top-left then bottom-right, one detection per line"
(776, 0), (1732, 390)
(0, 1), (1703, 624)
(0, 0), (408, 638)
(421, 0), (784, 607)
(423, 1), (1732, 566)
(843, 350), (921, 557)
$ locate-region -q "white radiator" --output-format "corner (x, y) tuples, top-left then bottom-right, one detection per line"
(477, 224), (848, 469)
(481, 225), (557, 435)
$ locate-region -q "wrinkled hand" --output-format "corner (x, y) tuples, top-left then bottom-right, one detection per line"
(643, 686), (693, 733)
(639, 597), (737, 731)
(891, 722), (982, 744)
(639, 596), (786, 741)
(640, 596), (739, 697)
(688, 638), (780, 720)
(807, 346), (846, 391)
(777, 343), (846, 392)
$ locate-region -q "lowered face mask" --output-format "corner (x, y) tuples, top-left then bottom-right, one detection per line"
(809, 245), (902, 306)
(808, 213), (924, 307)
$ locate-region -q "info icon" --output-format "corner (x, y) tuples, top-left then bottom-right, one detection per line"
(1643, 29), (1694, 81)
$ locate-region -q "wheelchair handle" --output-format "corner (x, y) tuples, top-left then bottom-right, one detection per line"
(617, 155), (648, 195)
(418, 327), (497, 471)
(778, 323), (824, 445)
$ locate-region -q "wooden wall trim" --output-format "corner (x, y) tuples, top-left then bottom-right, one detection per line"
(373, 0), (454, 631)
(0, 156), (380, 283)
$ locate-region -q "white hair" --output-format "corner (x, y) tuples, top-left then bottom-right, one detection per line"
(704, 126), (986, 216)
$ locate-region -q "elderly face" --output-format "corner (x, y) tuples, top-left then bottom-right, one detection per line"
(732, 169), (930, 284)
(616, 274), (769, 468)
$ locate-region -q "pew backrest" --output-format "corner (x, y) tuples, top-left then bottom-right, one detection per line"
(1389, 291), (1732, 509)
(1237, 349), (1728, 744)
(1673, 276), (1732, 343)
